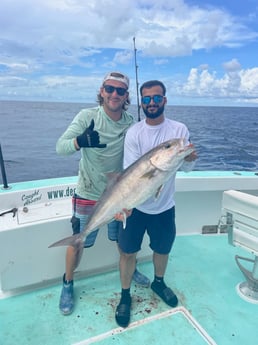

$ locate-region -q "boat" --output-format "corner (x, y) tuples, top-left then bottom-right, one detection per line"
(1, 165), (258, 344)
(1, 37), (258, 344)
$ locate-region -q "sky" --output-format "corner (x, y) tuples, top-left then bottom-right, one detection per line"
(1, 0), (258, 106)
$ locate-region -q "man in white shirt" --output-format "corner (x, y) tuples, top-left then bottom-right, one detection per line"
(115, 80), (197, 328)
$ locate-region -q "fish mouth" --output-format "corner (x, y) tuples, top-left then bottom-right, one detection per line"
(184, 143), (194, 149)
(178, 143), (194, 155)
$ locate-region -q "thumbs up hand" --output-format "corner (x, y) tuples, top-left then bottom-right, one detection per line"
(76, 119), (107, 148)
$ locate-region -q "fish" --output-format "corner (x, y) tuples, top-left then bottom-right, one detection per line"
(49, 138), (194, 268)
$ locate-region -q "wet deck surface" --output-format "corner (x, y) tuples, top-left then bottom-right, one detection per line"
(1, 234), (257, 345)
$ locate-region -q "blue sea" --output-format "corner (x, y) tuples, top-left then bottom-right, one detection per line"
(0, 100), (258, 183)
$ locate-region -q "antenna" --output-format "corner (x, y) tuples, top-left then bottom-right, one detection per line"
(133, 37), (141, 121)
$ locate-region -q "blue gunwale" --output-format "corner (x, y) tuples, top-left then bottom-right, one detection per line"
(1, 170), (257, 194)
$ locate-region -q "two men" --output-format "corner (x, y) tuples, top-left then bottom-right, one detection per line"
(56, 75), (197, 326)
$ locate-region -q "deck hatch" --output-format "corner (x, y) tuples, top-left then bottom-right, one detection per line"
(74, 307), (217, 345)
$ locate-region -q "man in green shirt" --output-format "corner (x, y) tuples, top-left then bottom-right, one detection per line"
(56, 72), (150, 315)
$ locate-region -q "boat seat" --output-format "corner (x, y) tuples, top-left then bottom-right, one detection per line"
(220, 190), (258, 303)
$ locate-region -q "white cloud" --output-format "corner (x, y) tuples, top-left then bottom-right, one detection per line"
(154, 59), (169, 65)
(0, 76), (28, 87)
(113, 51), (133, 65)
(223, 59), (241, 72)
(239, 68), (258, 96)
(0, 61), (30, 74)
(0, 0), (258, 104)
(175, 65), (258, 101)
(1, 0), (257, 60)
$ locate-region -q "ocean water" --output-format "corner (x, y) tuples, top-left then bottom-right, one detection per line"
(0, 100), (258, 183)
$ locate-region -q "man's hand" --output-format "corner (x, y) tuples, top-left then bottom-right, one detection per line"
(114, 208), (132, 222)
(76, 119), (107, 148)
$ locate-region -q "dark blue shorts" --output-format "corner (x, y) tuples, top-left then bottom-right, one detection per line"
(118, 207), (176, 255)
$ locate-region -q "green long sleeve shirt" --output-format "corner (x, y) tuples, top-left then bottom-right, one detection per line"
(56, 106), (134, 200)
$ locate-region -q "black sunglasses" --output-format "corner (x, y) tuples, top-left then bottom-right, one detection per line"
(142, 95), (164, 105)
(103, 85), (128, 96)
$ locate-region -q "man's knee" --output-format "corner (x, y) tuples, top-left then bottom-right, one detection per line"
(120, 251), (136, 261)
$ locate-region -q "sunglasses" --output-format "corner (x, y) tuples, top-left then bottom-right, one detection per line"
(103, 85), (128, 96)
(141, 95), (164, 105)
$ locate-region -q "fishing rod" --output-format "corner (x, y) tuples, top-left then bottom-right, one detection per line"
(0, 143), (9, 189)
(133, 37), (141, 121)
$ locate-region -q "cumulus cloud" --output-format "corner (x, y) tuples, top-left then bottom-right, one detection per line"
(176, 62), (258, 102)
(1, 0), (257, 60)
(113, 51), (133, 65)
(0, 0), (258, 104)
(223, 59), (241, 72)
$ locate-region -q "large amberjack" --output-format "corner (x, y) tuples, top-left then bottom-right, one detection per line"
(49, 138), (194, 266)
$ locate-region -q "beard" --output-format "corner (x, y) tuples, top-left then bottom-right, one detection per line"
(142, 104), (165, 119)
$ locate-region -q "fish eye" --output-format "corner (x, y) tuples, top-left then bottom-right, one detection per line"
(164, 143), (171, 149)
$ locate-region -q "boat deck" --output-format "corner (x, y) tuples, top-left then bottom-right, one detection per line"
(1, 234), (257, 345)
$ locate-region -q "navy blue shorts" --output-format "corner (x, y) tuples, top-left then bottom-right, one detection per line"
(118, 207), (176, 255)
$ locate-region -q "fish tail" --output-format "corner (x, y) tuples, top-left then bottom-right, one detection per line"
(49, 233), (84, 269)
(48, 233), (83, 248)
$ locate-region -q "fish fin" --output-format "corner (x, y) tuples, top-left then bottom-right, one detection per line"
(155, 185), (164, 199)
(122, 210), (127, 229)
(141, 169), (157, 179)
